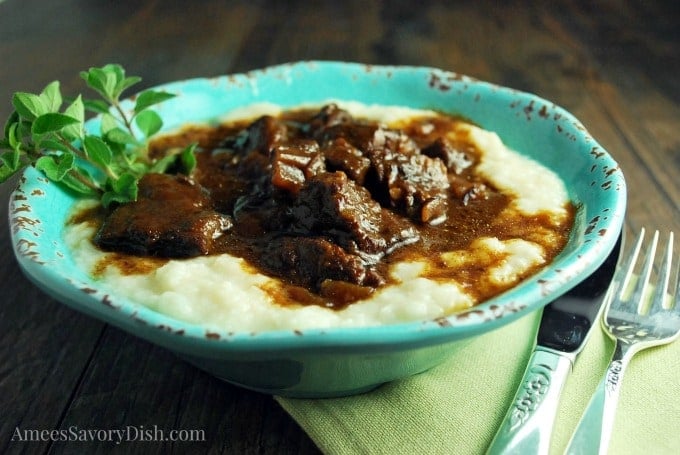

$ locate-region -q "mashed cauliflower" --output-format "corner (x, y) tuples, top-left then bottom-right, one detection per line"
(64, 102), (570, 331)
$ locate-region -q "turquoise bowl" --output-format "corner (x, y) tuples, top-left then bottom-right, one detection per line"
(9, 62), (626, 397)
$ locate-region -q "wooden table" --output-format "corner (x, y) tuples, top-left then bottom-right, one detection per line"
(1, 1), (677, 453)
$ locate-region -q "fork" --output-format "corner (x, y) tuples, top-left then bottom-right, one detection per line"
(565, 228), (680, 455)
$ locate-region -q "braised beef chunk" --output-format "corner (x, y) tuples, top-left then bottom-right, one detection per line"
(449, 175), (488, 205)
(369, 128), (420, 158)
(316, 124), (450, 223)
(289, 171), (382, 247)
(322, 138), (371, 184)
(388, 153), (449, 223)
(95, 104), (508, 308)
(305, 103), (353, 140)
(95, 174), (231, 257)
(233, 115), (287, 155)
(365, 132), (450, 223)
(422, 137), (473, 174)
(318, 123), (381, 153)
(263, 236), (384, 290)
(289, 171), (418, 256)
(270, 139), (324, 193)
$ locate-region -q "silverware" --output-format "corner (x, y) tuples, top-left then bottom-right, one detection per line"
(486, 234), (622, 455)
(566, 229), (680, 455)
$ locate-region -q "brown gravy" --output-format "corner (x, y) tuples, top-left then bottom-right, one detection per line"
(85, 104), (573, 309)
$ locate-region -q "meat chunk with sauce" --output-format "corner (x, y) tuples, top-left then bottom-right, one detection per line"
(263, 236), (384, 290)
(95, 173), (232, 257)
(305, 103), (353, 140)
(232, 115), (287, 156)
(365, 129), (450, 223)
(270, 139), (325, 193)
(322, 138), (371, 184)
(94, 104), (511, 307)
(288, 171), (419, 258)
(421, 137), (473, 174)
(313, 119), (451, 224)
(381, 152), (450, 223)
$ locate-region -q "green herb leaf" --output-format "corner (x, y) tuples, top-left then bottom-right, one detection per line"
(106, 66), (125, 99)
(38, 139), (73, 155)
(16, 120), (33, 141)
(7, 122), (21, 150)
(83, 99), (111, 114)
(40, 81), (62, 112)
(31, 113), (80, 135)
(112, 172), (138, 194)
(180, 143), (198, 174)
(80, 67), (117, 101)
(101, 191), (125, 207)
(83, 135), (113, 168)
(61, 95), (85, 141)
(135, 109), (163, 137)
(86, 64), (140, 100)
(148, 143), (197, 174)
(3, 111), (19, 139)
(35, 153), (75, 181)
(149, 154), (177, 173)
(12, 92), (48, 121)
(118, 76), (142, 96)
(134, 90), (175, 114)
(80, 69), (104, 97)
(100, 112), (119, 134)
(100, 68), (119, 99)
(104, 127), (137, 146)
(1, 149), (21, 171)
(102, 172), (138, 207)
(4, 64), (177, 205)
(0, 164), (16, 182)
(60, 168), (100, 196)
(127, 161), (149, 175)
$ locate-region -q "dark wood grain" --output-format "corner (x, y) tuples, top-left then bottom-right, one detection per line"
(1, 0), (677, 453)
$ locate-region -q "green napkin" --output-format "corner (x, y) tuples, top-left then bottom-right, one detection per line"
(277, 310), (680, 454)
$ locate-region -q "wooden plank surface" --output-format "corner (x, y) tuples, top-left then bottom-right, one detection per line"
(0, 1), (677, 453)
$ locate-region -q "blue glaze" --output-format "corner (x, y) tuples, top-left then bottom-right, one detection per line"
(9, 62), (626, 397)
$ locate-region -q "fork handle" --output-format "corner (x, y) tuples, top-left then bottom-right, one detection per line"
(565, 341), (634, 455)
(486, 348), (573, 455)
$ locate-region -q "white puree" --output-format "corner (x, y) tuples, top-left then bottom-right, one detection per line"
(64, 101), (570, 331)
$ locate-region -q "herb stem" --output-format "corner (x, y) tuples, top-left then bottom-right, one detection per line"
(68, 169), (102, 193)
(57, 135), (119, 180)
(111, 99), (136, 138)
(57, 136), (87, 160)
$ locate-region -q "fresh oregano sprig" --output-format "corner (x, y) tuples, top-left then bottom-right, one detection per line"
(0, 63), (196, 207)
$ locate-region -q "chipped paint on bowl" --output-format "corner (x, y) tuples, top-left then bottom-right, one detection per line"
(8, 61), (626, 397)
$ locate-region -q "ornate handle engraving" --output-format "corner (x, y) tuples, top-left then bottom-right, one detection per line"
(605, 359), (623, 393)
(509, 365), (551, 431)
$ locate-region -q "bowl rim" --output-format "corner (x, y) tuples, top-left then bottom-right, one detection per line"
(8, 60), (627, 352)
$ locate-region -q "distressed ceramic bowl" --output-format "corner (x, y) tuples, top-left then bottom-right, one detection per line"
(9, 62), (626, 397)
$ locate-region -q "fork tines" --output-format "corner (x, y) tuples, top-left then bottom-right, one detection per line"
(616, 229), (678, 313)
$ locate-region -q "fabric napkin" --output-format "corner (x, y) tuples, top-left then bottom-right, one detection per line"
(277, 310), (680, 454)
